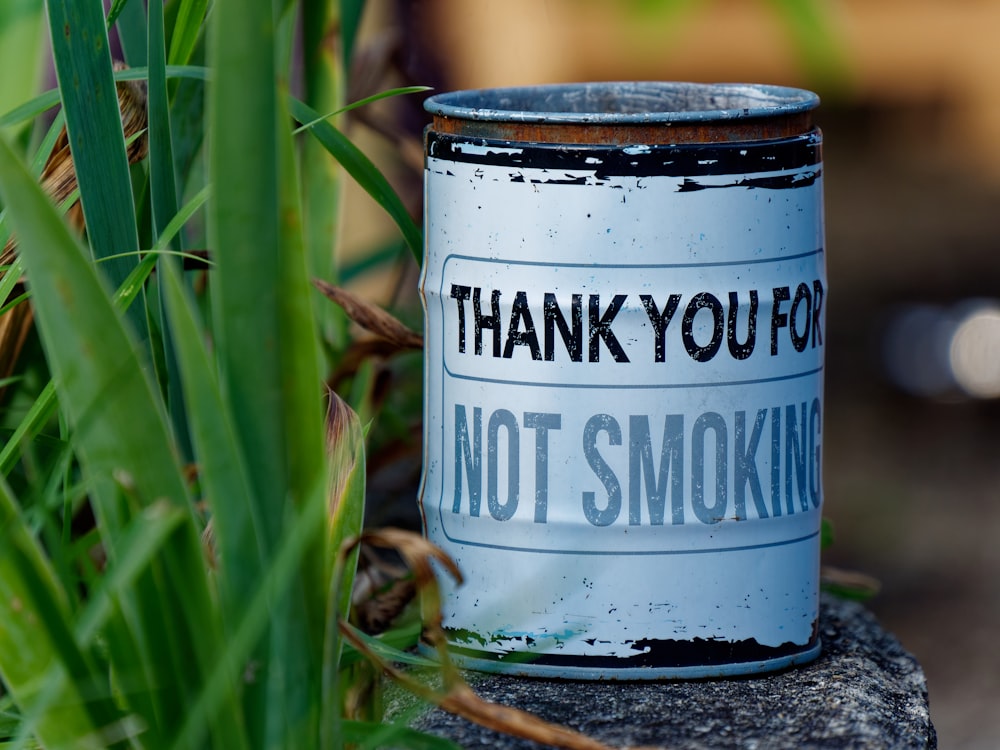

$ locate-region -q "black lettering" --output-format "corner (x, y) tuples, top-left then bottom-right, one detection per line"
(640, 294), (682, 363)
(582, 414), (622, 526)
(770, 286), (790, 356)
(473, 287), (502, 357)
(727, 290), (758, 360)
(502, 291), (542, 360)
(544, 293), (583, 362)
(812, 279), (824, 348)
(588, 294), (630, 363)
(790, 282), (812, 353)
(681, 292), (725, 362)
(450, 284), (471, 353)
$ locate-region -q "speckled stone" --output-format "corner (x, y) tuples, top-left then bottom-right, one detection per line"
(385, 595), (935, 749)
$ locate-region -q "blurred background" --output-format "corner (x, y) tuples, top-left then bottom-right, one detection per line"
(337, 1), (1000, 747)
(3, 0), (996, 746)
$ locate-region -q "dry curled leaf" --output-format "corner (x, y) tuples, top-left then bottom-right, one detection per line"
(339, 620), (618, 750)
(325, 387), (364, 518)
(313, 278), (423, 350)
(337, 529), (628, 750)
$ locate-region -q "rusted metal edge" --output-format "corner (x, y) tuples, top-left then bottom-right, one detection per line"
(426, 82), (818, 145)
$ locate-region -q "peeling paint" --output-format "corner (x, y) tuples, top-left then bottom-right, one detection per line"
(421, 82), (825, 680)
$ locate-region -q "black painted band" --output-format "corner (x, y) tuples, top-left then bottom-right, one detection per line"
(425, 130), (822, 179)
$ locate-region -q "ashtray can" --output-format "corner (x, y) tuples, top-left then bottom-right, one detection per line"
(419, 82), (826, 678)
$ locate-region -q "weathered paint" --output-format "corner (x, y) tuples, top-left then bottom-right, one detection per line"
(420, 82), (825, 678)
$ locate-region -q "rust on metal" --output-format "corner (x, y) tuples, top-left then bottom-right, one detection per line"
(430, 112), (815, 145)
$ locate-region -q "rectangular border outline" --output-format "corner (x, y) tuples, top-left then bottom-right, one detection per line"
(431, 252), (825, 555)
(439, 249), (825, 389)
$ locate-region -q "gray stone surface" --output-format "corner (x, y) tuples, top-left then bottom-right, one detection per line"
(386, 595), (935, 749)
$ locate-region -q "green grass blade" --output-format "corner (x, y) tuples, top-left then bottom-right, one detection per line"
(0, 136), (185, 516)
(0, 236), (172, 480)
(338, 623), (436, 670)
(167, 0), (209, 66)
(45, 0), (141, 291)
(0, 0), (45, 138)
(301, 0), (347, 346)
(0, 134), (242, 747)
(338, 0), (366, 75)
(159, 260), (265, 632)
(147, 0), (190, 458)
(209, 0), (285, 546)
(276, 94), (330, 729)
(0, 482), (118, 750)
(277, 104), (328, 514)
(73, 501), (184, 645)
(168, 478), (329, 750)
(0, 381), (56, 477)
(105, 0), (130, 29)
(290, 97), (423, 263)
(292, 86), (431, 135)
(209, 0), (311, 742)
(0, 66), (207, 132)
(0, 90), (60, 133)
(114, 0), (147, 68)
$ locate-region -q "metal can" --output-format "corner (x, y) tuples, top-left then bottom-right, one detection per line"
(419, 82), (825, 679)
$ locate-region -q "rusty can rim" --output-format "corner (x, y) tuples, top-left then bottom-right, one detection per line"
(423, 81), (819, 124)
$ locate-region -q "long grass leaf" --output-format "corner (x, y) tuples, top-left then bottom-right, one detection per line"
(168, 479), (329, 750)
(159, 261), (265, 636)
(45, 0), (140, 290)
(1, 189), (204, 495)
(338, 0), (366, 75)
(209, 0), (285, 546)
(290, 97), (423, 263)
(0, 482), (117, 750)
(275, 96), (330, 741)
(114, 0), (147, 68)
(147, 0), (190, 457)
(277, 72), (326, 523)
(0, 136), (185, 519)
(292, 86), (431, 135)
(209, 0), (302, 742)
(0, 134), (240, 747)
(73, 501), (184, 645)
(0, 90), (60, 132)
(0, 0), (45, 136)
(0, 66), (207, 132)
(167, 0), (209, 67)
(301, 0), (346, 346)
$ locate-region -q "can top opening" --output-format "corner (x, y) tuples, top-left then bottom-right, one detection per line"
(424, 82), (819, 145)
(424, 82), (818, 124)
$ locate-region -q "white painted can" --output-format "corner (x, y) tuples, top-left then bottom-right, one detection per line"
(420, 83), (826, 678)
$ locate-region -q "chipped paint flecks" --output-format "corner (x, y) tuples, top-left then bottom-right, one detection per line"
(421, 85), (826, 680)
